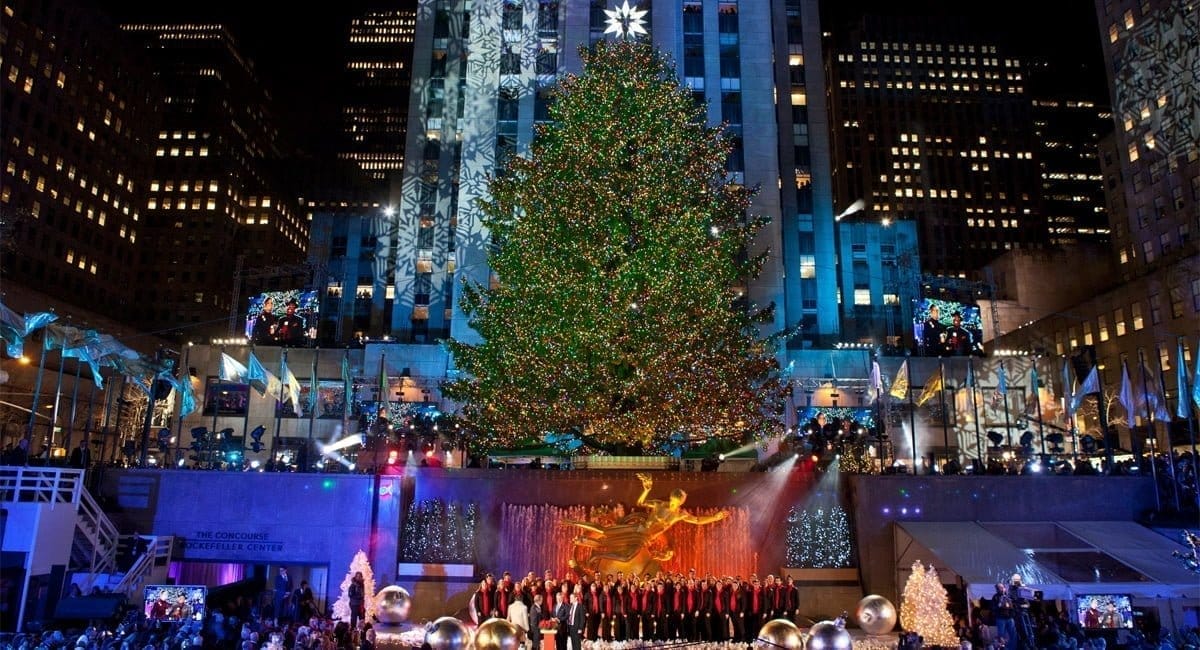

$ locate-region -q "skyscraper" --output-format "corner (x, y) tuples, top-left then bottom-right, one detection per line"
(828, 16), (1045, 277)
(1, 0), (160, 325)
(377, 0), (842, 347)
(1026, 56), (1112, 247)
(339, 3), (418, 199)
(119, 23), (307, 338)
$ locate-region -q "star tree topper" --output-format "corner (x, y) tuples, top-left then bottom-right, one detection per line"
(604, 1), (648, 39)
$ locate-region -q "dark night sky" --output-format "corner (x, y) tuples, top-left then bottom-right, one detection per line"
(96, 0), (1110, 156)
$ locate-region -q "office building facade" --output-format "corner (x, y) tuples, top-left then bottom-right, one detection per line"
(1, 0), (160, 326)
(339, 3), (418, 199)
(118, 23), (307, 338)
(828, 16), (1045, 278)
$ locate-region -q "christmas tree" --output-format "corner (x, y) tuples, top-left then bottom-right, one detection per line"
(332, 550), (377, 623)
(899, 561), (958, 647)
(445, 39), (786, 452)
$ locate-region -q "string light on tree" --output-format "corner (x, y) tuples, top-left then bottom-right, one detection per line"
(444, 40), (788, 453)
(899, 561), (958, 647)
(333, 550), (377, 624)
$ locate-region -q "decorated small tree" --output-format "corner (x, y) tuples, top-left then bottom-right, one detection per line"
(332, 550), (377, 623)
(899, 561), (957, 647)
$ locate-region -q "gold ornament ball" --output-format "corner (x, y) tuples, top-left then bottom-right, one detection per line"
(854, 595), (897, 636)
(756, 619), (804, 650)
(425, 616), (472, 650)
(475, 617), (525, 650)
(807, 621), (853, 650)
(375, 586), (412, 624)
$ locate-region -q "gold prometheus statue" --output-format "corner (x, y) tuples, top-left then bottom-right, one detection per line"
(565, 472), (727, 575)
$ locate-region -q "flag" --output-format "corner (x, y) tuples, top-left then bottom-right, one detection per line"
(0, 303), (57, 358)
(1193, 339), (1200, 412)
(965, 359), (977, 388)
(1136, 355), (1171, 421)
(246, 352), (282, 400)
(173, 371), (198, 419)
(1025, 363), (1040, 417)
(1062, 360), (1076, 417)
(868, 359), (883, 404)
(44, 323), (100, 353)
(889, 360), (910, 400)
(378, 353), (389, 411)
(308, 354), (320, 417)
(341, 351), (353, 414)
(915, 367), (943, 407)
(281, 356), (303, 417)
(1070, 366), (1099, 413)
(220, 352), (248, 382)
(997, 363), (1009, 395)
(1119, 360), (1136, 419)
(1177, 341), (1191, 419)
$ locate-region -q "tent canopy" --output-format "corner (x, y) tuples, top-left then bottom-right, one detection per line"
(896, 521), (1198, 601)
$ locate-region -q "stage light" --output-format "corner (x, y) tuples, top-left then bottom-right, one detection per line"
(177, 458), (186, 467)
(718, 453), (726, 461)
(387, 450), (399, 465)
(250, 460), (261, 469)
(18, 355), (30, 365)
(811, 454), (819, 462)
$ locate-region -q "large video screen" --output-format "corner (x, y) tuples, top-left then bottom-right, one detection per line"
(277, 379), (351, 419)
(245, 289), (318, 347)
(1075, 594), (1133, 629)
(203, 378), (249, 416)
(144, 585), (206, 622)
(913, 298), (984, 357)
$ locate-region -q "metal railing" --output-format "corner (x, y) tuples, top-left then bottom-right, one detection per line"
(115, 535), (175, 600)
(0, 466), (120, 589)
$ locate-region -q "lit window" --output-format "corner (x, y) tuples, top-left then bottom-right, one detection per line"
(854, 289), (871, 305)
(800, 255), (815, 279)
(207, 198), (217, 210)
(1123, 9), (1134, 28)
(1131, 302), (1144, 330)
(261, 197), (272, 207)
(66, 249), (75, 264)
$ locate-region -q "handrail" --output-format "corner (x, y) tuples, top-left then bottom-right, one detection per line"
(76, 483), (120, 576)
(0, 465), (84, 506)
(115, 535), (175, 598)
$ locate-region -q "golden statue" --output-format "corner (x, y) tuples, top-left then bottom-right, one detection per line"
(565, 472), (727, 575)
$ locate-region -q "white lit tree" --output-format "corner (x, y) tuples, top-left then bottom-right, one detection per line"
(332, 550), (377, 623)
(899, 561), (957, 647)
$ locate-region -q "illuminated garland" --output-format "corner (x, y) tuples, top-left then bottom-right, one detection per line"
(445, 39), (787, 452)
(400, 499), (479, 563)
(786, 505), (852, 568)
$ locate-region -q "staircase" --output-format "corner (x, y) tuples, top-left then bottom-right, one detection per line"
(0, 466), (122, 593)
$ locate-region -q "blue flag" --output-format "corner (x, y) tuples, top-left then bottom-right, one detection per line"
(173, 372), (198, 419)
(1177, 341), (1192, 419)
(219, 353), (248, 382)
(1070, 366), (1099, 413)
(0, 304), (57, 358)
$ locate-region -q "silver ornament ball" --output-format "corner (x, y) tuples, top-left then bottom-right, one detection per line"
(425, 616), (472, 650)
(854, 594), (897, 635)
(757, 618), (804, 650)
(476, 617), (525, 650)
(375, 586), (413, 625)
(807, 620), (853, 650)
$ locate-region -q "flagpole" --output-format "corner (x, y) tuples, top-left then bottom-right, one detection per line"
(937, 359), (950, 470)
(107, 376), (127, 465)
(1137, 348), (1161, 511)
(99, 372), (116, 463)
(906, 359), (917, 472)
(209, 346), (224, 469)
(1091, 363), (1109, 471)
(1000, 359), (1013, 451)
(1181, 336), (1199, 505)
(1031, 357), (1046, 457)
(341, 348), (351, 475)
(1154, 353), (1180, 511)
(24, 334), (50, 464)
(49, 343), (70, 460)
(241, 344), (255, 468)
(175, 343), (192, 468)
(83, 380), (97, 472)
(968, 357), (983, 470)
(271, 348), (287, 471)
(307, 348), (319, 473)
(63, 360), (83, 460)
